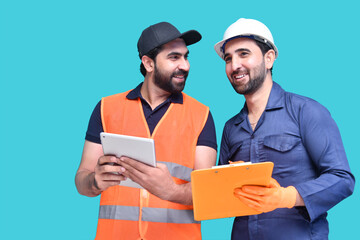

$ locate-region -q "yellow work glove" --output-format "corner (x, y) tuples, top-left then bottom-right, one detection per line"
(233, 178), (297, 213)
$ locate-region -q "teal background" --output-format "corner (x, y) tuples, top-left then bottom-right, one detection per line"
(1, 0), (359, 239)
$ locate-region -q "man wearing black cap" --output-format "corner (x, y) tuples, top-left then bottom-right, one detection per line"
(75, 22), (217, 239)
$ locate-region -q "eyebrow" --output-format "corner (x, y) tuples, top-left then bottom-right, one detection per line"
(167, 50), (190, 57)
(224, 48), (251, 59)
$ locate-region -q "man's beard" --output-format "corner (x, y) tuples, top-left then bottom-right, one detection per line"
(231, 59), (266, 95)
(154, 65), (188, 94)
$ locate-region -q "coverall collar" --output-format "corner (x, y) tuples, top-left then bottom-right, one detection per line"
(234, 81), (285, 125)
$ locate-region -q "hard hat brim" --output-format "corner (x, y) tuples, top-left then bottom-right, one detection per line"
(214, 34), (278, 60)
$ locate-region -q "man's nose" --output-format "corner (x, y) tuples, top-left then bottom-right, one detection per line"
(178, 58), (190, 71)
(231, 57), (242, 71)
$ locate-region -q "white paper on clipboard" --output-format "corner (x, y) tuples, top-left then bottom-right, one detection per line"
(100, 132), (156, 188)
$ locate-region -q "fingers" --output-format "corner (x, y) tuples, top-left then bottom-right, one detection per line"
(98, 155), (119, 165)
(120, 161), (168, 185)
(119, 156), (153, 173)
(118, 159), (173, 199)
(118, 157), (144, 174)
(94, 155), (128, 191)
(241, 185), (272, 196)
(228, 160), (244, 164)
(96, 163), (126, 176)
(269, 178), (281, 187)
(118, 157), (147, 184)
(94, 169), (127, 182)
(156, 162), (167, 169)
(93, 171), (126, 192)
(96, 156), (126, 174)
(101, 173), (127, 181)
(119, 156), (160, 181)
(241, 180), (280, 195)
(121, 167), (142, 183)
(234, 193), (262, 212)
(234, 188), (263, 201)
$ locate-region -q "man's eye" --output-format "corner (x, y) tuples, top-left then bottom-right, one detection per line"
(240, 52), (249, 57)
(224, 57), (231, 63)
(170, 56), (179, 60)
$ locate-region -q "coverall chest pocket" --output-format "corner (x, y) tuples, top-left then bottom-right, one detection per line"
(262, 135), (301, 178)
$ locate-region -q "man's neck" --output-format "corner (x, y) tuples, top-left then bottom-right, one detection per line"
(141, 77), (171, 110)
(244, 76), (273, 123)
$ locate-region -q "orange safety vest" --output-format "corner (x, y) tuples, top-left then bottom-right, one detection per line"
(95, 90), (209, 240)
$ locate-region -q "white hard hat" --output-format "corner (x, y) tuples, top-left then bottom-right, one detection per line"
(214, 18), (278, 59)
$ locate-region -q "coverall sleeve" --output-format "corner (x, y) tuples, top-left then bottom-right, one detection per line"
(294, 100), (355, 221)
(218, 122), (231, 166)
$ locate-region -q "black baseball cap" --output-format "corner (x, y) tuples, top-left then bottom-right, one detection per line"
(137, 22), (202, 58)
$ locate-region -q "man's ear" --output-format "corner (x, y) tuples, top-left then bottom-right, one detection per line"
(142, 55), (155, 73)
(264, 49), (275, 70)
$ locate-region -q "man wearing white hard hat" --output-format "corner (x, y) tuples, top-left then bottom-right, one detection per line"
(215, 18), (354, 239)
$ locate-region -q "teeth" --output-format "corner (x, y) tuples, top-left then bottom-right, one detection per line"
(234, 74), (245, 79)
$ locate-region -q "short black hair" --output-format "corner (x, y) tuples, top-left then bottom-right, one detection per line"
(254, 40), (274, 75)
(140, 46), (163, 77)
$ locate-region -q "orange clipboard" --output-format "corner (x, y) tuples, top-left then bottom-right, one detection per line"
(191, 162), (274, 221)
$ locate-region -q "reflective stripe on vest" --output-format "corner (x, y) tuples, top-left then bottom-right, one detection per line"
(99, 205), (139, 221)
(159, 161), (192, 182)
(99, 205), (200, 224)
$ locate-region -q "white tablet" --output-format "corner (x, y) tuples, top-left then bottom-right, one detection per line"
(100, 132), (157, 188)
